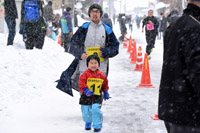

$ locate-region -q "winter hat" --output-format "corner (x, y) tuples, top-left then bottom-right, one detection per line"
(88, 4), (103, 17)
(87, 54), (100, 67)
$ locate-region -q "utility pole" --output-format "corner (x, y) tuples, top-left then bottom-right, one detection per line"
(62, 0), (65, 14)
(120, 0), (121, 13)
(124, 0), (126, 13)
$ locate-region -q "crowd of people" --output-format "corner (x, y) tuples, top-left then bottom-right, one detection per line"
(3, 0), (200, 133)
(4, 0), (71, 50)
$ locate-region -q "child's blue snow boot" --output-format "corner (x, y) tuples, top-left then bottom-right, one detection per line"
(85, 123), (91, 130)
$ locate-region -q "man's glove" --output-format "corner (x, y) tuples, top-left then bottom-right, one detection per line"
(83, 88), (94, 96)
(103, 91), (109, 101)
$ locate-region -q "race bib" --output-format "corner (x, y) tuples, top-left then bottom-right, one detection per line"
(86, 47), (104, 62)
(147, 24), (154, 31)
(87, 78), (104, 96)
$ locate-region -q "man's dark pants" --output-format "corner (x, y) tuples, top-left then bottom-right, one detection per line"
(5, 17), (16, 46)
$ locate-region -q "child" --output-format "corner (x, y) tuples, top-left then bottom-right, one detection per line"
(79, 54), (110, 132)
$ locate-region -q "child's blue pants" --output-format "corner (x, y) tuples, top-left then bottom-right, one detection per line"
(81, 103), (103, 129)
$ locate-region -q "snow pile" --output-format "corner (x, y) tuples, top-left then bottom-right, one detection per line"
(0, 34), (75, 112)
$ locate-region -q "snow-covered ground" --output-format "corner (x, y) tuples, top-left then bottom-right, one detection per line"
(0, 21), (167, 133)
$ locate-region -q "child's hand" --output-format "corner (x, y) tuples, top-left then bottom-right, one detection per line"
(81, 53), (87, 60)
(83, 88), (94, 96)
(103, 91), (109, 101)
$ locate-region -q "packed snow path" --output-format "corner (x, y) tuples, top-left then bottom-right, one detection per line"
(0, 25), (167, 133)
(103, 30), (166, 133)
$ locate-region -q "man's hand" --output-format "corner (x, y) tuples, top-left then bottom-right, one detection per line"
(148, 20), (153, 24)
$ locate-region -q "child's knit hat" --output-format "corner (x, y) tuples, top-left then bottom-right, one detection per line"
(87, 54), (100, 67)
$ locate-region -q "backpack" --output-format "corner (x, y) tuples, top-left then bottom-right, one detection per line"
(24, 0), (40, 23)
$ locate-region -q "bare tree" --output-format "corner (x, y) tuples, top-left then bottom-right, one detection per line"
(160, 0), (184, 14)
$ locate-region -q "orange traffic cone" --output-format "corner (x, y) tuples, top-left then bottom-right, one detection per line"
(58, 35), (61, 46)
(127, 36), (132, 53)
(151, 113), (160, 120)
(136, 53), (155, 88)
(130, 40), (137, 64)
(123, 33), (127, 48)
(133, 46), (143, 71)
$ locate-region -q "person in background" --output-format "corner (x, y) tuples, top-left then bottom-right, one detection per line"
(21, 0), (47, 50)
(166, 9), (179, 26)
(135, 14), (140, 29)
(43, 1), (53, 25)
(4, 0), (18, 46)
(74, 11), (79, 28)
(101, 13), (113, 28)
(127, 15), (133, 33)
(52, 14), (60, 35)
(60, 7), (73, 52)
(120, 16), (127, 42)
(158, 0), (200, 132)
(158, 12), (167, 40)
(112, 14), (116, 25)
(142, 9), (159, 59)
(79, 54), (109, 132)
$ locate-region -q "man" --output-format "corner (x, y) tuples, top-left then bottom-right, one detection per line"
(74, 11), (78, 28)
(69, 4), (119, 76)
(68, 4), (119, 131)
(60, 7), (73, 52)
(4, 0), (18, 46)
(142, 9), (159, 59)
(101, 13), (113, 28)
(158, 12), (167, 39)
(43, 1), (53, 24)
(119, 15), (127, 42)
(21, 0), (47, 49)
(158, 0), (200, 133)
(166, 9), (179, 26)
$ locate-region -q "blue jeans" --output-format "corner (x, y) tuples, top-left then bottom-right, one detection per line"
(5, 17), (16, 46)
(81, 103), (103, 129)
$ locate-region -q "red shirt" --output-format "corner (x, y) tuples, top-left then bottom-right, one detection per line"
(79, 69), (109, 94)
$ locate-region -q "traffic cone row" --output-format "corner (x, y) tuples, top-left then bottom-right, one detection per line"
(123, 35), (156, 120)
(123, 35), (154, 88)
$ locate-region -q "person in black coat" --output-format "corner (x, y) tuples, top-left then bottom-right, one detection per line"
(166, 9), (179, 26)
(158, 0), (200, 132)
(74, 11), (78, 28)
(142, 9), (159, 58)
(101, 13), (112, 28)
(4, 0), (18, 46)
(119, 16), (127, 41)
(21, 0), (47, 50)
(159, 12), (167, 39)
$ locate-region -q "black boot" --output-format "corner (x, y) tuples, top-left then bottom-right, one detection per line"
(94, 128), (101, 132)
